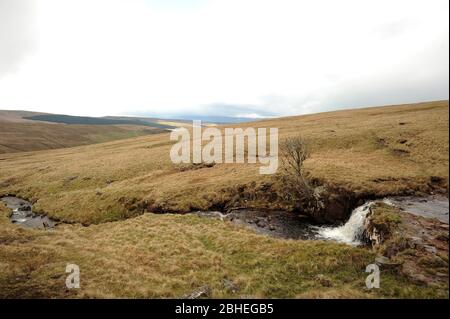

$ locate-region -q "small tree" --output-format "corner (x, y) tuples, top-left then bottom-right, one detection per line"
(279, 136), (314, 210)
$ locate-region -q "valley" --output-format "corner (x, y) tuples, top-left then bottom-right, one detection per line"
(0, 100), (448, 298)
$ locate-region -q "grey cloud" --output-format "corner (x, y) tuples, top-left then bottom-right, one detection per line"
(131, 103), (277, 119)
(260, 37), (449, 116)
(0, 0), (37, 77)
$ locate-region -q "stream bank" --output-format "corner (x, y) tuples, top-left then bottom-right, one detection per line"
(2, 194), (447, 248)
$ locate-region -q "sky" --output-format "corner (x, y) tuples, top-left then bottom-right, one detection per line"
(0, 0), (448, 118)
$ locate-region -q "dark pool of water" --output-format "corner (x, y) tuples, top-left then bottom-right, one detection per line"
(194, 210), (319, 240)
(193, 196), (449, 241)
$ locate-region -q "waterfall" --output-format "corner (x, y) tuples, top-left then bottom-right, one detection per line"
(316, 201), (374, 246)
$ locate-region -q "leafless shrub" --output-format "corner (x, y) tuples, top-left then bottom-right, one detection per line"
(279, 136), (315, 210)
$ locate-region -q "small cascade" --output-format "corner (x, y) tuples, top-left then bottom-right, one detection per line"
(316, 201), (374, 245)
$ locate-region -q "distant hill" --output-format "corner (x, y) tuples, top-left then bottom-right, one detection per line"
(0, 110), (174, 154)
(0, 110), (47, 123)
(23, 114), (174, 129)
(0, 122), (164, 154)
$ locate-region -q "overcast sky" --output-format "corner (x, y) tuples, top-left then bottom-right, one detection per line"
(0, 0), (448, 118)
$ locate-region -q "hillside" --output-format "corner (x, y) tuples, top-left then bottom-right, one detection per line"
(0, 110), (174, 154)
(0, 110), (47, 123)
(0, 122), (167, 154)
(23, 114), (173, 129)
(0, 100), (447, 224)
(0, 100), (448, 299)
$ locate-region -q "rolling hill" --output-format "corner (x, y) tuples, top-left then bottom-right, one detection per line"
(0, 100), (448, 298)
(0, 100), (447, 223)
(0, 110), (173, 154)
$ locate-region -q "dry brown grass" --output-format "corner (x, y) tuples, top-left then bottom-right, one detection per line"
(0, 202), (446, 298)
(0, 100), (448, 298)
(0, 100), (447, 224)
(0, 121), (164, 154)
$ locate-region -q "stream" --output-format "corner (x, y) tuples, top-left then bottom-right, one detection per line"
(2, 194), (448, 245)
(383, 195), (449, 223)
(194, 210), (319, 240)
(1, 196), (56, 229)
(195, 195), (449, 246)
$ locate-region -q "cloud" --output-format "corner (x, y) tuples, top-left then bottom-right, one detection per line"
(0, 0), (448, 117)
(0, 0), (37, 78)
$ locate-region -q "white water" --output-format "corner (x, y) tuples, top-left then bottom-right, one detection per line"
(316, 201), (375, 246)
(194, 211), (227, 221)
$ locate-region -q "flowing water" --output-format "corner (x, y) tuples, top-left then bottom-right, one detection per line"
(196, 196), (448, 246)
(315, 196), (449, 245)
(3, 193), (447, 243)
(315, 202), (374, 245)
(383, 195), (448, 223)
(1, 196), (56, 229)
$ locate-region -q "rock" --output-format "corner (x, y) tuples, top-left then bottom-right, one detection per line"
(423, 245), (437, 254)
(18, 205), (31, 212)
(397, 139), (407, 144)
(223, 279), (239, 293)
(375, 256), (402, 268)
(435, 232), (449, 242)
(375, 255), (390, 265)
(308, 186), (356, 223)
(269, 225), (276, 231)
(392, 148), (410, 156)
(183, 285), (211, 299)
(255, 217), (267, 228)
(314, 274), (332, 287)
(410, 236), (424, 247)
